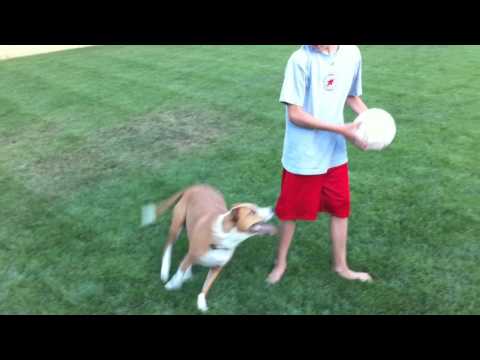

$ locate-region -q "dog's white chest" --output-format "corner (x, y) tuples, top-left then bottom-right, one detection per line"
(197, 214), (252, 268)
(197, 249), (234, 267)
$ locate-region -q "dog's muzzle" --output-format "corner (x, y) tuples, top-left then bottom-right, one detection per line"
(249, 222), (278, 236)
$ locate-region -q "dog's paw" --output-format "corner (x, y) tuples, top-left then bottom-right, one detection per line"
(160, 269), (170, 284)
(165, 279), (182, 291)
(197, 293), (208, 312)
(160, 271), (169, 283)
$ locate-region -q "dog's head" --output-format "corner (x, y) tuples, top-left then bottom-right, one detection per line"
(227, 203), (277, 236)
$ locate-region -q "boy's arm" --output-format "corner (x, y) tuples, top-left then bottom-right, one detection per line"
(346, 96), (368, 115)
(287, 104), (368, 149)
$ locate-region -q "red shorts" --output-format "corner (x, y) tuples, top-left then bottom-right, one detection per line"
(275, 163), (351, 221)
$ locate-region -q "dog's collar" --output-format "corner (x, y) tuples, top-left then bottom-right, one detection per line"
(210, 244), (231, 251)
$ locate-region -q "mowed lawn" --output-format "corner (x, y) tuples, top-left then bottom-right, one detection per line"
(0, 45), (479, 315)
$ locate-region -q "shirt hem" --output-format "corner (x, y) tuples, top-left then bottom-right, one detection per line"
(282, 159), (349, 175)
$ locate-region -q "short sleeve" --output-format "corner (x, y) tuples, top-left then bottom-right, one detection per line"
(279, 54), (308, 107)
(349, 58), (363, 97)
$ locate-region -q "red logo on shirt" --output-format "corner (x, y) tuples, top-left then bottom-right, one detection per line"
(324, 73), (336, 91)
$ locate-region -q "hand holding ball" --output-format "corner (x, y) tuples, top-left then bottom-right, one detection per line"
(353, 108), (396, 151)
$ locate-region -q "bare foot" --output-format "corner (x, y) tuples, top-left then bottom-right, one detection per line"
(334, 268), (372, 282)
(266, 263), (287, 285)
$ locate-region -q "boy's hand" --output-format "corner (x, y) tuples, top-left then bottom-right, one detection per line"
(340, 122), (368, 150)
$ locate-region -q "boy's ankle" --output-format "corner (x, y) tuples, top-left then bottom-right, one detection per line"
(274, 261), (287, 269)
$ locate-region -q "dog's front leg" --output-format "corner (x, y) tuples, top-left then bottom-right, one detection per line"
(197, 266), (223, 312)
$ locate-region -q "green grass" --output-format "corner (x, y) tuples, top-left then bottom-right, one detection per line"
(1, 45), (479, 315)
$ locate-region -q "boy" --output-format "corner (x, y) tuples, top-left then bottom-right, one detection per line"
(267, 45), (372, 284)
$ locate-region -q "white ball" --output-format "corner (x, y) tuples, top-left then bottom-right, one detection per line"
(354, 108), (396, 151)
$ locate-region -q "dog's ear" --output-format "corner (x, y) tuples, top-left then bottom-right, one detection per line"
(230, 204), (244, 223)
(230, 207), (240, 223)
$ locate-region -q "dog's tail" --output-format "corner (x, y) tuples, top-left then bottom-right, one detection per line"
(141, 190), (185, 227)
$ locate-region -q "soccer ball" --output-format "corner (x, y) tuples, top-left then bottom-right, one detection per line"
(354, 108), (396, 151)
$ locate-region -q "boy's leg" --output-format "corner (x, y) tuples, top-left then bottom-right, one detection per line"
(266, 221), (296, 284)
(330, 216), (371, 282)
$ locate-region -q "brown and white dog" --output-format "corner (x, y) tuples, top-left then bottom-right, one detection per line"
(141, 185), (277, 312)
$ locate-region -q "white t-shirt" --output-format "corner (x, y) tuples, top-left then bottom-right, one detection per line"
(279, 45), (363, 175)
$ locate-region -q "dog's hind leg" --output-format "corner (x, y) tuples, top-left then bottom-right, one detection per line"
(160, 200), (187, 283)
(165, 254), (194, 291)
